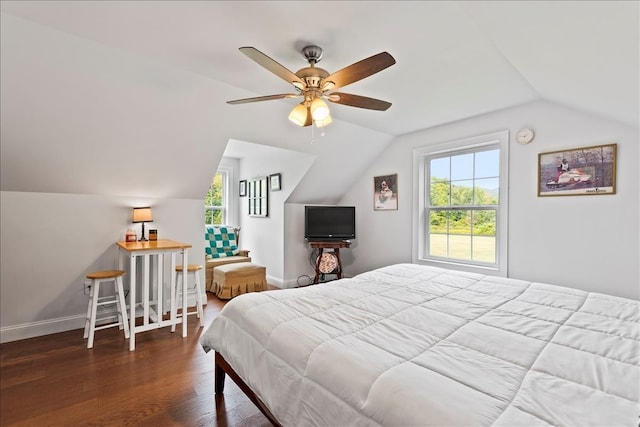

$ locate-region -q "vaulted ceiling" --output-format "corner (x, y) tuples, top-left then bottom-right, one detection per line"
(3, 1), (637, 133)
(1, 1), (637, 201)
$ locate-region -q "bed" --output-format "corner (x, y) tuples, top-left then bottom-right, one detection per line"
(200, 263), (639, 426)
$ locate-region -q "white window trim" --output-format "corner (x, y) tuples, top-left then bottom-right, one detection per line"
(205, 170), (228, 225)
(206, 157), (239, 227)
(412, 130), (509, 277)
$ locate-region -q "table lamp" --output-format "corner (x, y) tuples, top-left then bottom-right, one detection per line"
(132, 207), (153, 241)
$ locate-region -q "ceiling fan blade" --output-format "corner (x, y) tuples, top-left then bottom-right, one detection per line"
(227, 93), (300, 105)
(328, 92), (392, 111)
(323, 52), (395, 90)
(239, 47), (305, 87)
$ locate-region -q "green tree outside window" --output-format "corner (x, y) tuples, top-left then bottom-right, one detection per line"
(205, 173), (225, 225)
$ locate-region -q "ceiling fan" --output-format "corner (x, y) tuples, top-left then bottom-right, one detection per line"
(227, 45), (396, 127)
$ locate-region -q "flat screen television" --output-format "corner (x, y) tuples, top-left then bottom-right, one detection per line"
(304, 206), (356, 241)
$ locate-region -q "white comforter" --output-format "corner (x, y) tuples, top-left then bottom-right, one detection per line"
(200, 263), (639, 426)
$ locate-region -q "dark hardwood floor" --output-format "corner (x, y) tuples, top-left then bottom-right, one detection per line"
(0, 292), (273, 427)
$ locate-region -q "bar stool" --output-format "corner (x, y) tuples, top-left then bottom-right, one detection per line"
(172, 264), (205, 330)
(83, 270), (130, 349)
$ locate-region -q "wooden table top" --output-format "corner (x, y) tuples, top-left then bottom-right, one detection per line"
(116, 239), (192, 252)
(308, 240), (351, 249)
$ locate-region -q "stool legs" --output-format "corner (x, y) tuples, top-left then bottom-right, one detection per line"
(171, 268), (204, 332)
(84, 279), (100, 348)
(115, 276), (130, 339)
(170, 269), (178, 333)
(84, 274), (130, 349)
(194, 272), (204, 327)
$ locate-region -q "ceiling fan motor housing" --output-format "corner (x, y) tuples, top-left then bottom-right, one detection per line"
(301, 45), (324, 63)
(296, 66), (329, 89)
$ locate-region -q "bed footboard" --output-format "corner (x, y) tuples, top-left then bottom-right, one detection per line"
(214, 352), (283, 427)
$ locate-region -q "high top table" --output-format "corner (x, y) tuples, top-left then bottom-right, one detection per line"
(116, 239), (191, 351)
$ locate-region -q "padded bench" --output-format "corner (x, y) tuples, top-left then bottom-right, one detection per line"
(212, 263), (267, 300)
(205, 253), (250, 292)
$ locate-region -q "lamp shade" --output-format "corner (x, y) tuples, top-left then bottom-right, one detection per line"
(315, 114), (333, 128)
(132, 207), (153, 223)
(310, 98), (330, 121)
(288, 103), (308, 126)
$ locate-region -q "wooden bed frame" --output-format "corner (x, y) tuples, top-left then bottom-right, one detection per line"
(215, 352), (283, 427)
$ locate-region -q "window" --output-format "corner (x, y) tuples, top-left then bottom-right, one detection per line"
(205, 171), (227, 225)
(205, 157), (239, 227)
(429, 148), (499, 262)
(414, 131), (509, 276)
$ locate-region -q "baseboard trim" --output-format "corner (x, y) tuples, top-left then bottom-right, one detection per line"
(266, 274), (284, 288)
(0, 314), (86, 344)
(0, 296), (206, 344)
(281, 277), (303, 289)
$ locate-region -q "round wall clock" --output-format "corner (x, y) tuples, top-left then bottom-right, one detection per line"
(515, 128), (535, 145)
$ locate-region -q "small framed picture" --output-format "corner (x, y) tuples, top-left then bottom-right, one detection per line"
(269, 173), (281, 191)
(239, 180), (247, 197)
(374, 174), (398, 210)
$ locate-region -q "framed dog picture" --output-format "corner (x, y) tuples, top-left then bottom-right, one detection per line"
(374, 174), (398, 210)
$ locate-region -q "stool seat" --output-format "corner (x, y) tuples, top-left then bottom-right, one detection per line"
(83, 270), (129, 349)
(87, 270), (125, 279)
(175, 264), (203, 272)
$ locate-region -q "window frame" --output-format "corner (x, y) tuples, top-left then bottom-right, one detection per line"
(413, 130), (509, 277)
(204, 157), (239, 226)
(204, 170), (228, 225)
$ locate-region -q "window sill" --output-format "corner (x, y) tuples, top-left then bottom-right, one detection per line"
(415, 257), (505, 277)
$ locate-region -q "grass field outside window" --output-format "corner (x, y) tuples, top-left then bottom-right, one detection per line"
(429, 234), (496, 263)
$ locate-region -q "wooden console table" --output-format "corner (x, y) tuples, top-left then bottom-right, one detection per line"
(309, 241), (351, 284)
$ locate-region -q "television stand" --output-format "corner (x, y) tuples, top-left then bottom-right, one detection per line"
(309, 241), (351, 284)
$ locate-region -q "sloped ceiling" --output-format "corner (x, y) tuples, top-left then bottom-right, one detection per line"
(1, 1), (637, 201)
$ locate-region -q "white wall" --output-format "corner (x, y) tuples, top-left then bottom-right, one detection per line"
(0, 12), (395, 342)
(282, 203), (328, 288)
(2, 12), (637, 347)
(236, 143), (316, 287)
(4, 102), (635, 345)
(339, 101), (639, 299)
(0, 191), (204, 342)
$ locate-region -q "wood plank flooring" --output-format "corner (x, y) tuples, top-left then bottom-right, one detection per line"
(0, 292), (272, 427)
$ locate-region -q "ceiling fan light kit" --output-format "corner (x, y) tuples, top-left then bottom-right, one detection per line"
(227, 45), (396, 129)
(315, 115), (332, 128)
(310, 97), (330, 121)
(288, 103), (308, 126)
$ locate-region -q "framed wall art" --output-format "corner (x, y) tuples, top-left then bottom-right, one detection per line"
(239, 180), (247, 197)
(374, 174), (398, 210)
(538, 143), (616, 197)
(248, 177), (268, 217)
(269, 173), (281, 191)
